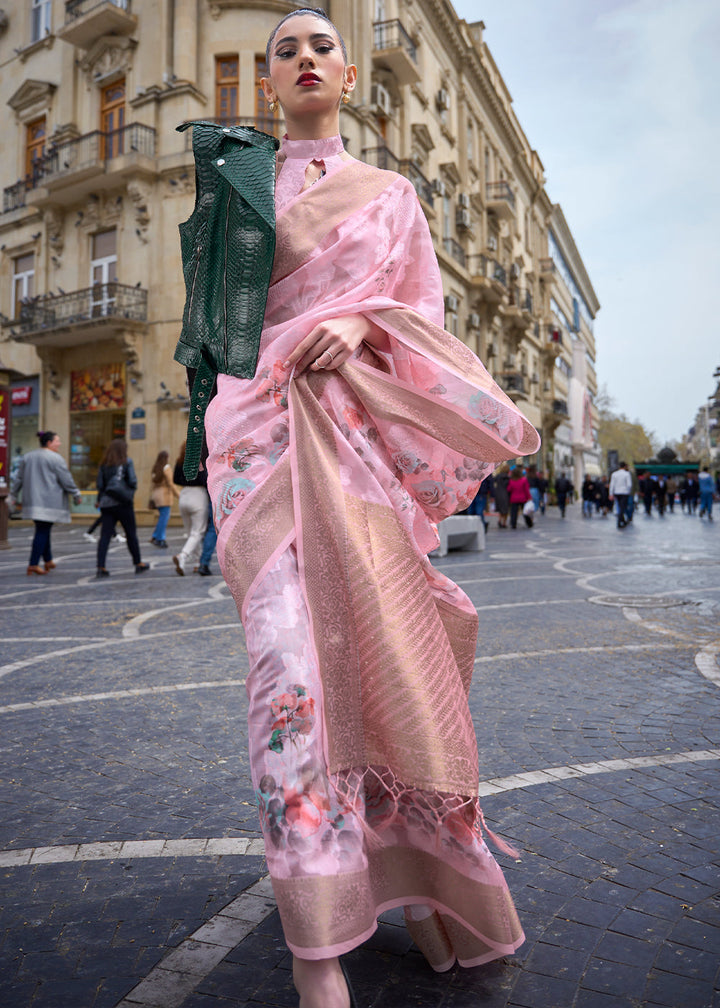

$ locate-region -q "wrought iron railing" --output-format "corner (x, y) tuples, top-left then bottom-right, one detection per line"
(510, 286), (533, 313)
(9, 283), (147, 336)
(501, 371), (526, 394)
(361, 145), (400, 172)
(467, 254), (508, 286)
(372, 19), (417, 62)
(3, 178), (30, 213)
(65, 0), (130, 21)
(34, 123), (155, 182)
(486, 180), (515, 209)
(398, 160), (434, 206)
(442, 237), (466, 269)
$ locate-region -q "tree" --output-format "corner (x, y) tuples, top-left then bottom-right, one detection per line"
(596, 385), (658, 468)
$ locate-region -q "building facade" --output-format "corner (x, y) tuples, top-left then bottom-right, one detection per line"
(0, 0), (600, 509)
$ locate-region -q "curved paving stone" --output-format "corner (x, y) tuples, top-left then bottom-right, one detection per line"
(0, 509), (718, 1007)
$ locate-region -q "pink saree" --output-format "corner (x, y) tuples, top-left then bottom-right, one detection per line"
(204, 137), (540, 963)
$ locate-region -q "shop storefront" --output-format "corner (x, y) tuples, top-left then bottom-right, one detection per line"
(9, 377), (40, 484)
(69, 363), (126, 501)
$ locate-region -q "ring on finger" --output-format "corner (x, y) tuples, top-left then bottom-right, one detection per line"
(316, 349), (334, 368)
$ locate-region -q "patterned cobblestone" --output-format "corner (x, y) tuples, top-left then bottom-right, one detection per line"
(0, 507), (718, 1006)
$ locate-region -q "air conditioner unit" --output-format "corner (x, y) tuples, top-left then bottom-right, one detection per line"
(467, 312), (481, 329)
(436, 88), (451, 111)
(370, 83), (392, 117)
(432, 179), (447, 198)
(456, 207), (471, 230)
(520, 363), (527, 376)
(487, 235), (497, 252)
(531, 371), (539, 384)
(486, 340), (497, 357)
(458, 192), (470, 208)
(444, 294), (459, 313)
(510, 263), (520, 280)
(543, 380), (551, 392)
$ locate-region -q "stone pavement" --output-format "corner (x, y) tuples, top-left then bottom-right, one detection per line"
(0, 503), (718, 1008)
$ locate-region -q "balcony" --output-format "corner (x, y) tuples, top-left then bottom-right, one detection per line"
(442, 237), (466, 270)
(58, 0), (137, 48)
(539, 257), (555, 276)
(486, 180), (515, 221)
(499, 371), (527, 400)
(467, 255), (507, 304)
(3, 177), (31, 214)
(5, 283), (147, 348)
(552, 398), (569, 418)
(372, 19), (420, 85)
(398, 160), (434, 207)
(361, 145), (400, 172)
(25, 123), (156, 206)
(505, 285), (533, 332)
(543, 327), (563, 358)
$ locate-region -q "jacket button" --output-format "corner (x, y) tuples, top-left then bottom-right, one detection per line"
(198, 392), (205, 398)
(192, 427), (199, 433)
(216, 158), (225, 166)
(223, 127), (231, 133)
(201, 378), (208, 385)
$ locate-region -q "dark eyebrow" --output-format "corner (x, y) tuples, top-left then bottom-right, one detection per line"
(274, 32), (336, 49)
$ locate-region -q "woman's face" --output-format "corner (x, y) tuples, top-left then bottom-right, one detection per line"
(263, 14), (355, 120)
(48, 435), (61, 452)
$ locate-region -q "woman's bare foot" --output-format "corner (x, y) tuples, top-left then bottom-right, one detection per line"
(292, 955), (350, 1008)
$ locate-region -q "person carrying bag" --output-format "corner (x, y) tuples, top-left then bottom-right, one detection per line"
(95, 438), (149, 578)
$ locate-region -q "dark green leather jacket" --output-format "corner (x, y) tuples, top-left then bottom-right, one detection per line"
(174, 121), (279, 477)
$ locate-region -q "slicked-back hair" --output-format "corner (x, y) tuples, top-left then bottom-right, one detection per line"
(265, 8), (348, 67)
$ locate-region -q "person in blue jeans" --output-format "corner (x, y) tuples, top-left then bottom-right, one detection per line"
(197, 498), (217, 575)
(698, 466), (714, 520)
(149, 450), (179, 548)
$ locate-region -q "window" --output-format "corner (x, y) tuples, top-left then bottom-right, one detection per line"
(90, 230), (118, 316)
(442, 194), (452, 239)
(466, 119), (474, 163)
(255, 55), (279, 136)
(12, 253), (35, 319)
(215, 55), (238, 121)
(25, 117), (46, 183)
(100, 80), (126, 159)
(31, 0), (51, 42)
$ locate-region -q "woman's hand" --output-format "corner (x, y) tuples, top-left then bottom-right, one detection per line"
(284, 314), (386, 373)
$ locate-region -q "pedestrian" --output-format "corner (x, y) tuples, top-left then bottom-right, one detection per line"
(172, 441), (209, 575)
(555, 472), (572, 517)
(494, 463), (510, 528)
(666, 475), (677, 513)
(83, 509), (126, 544)
(639, 471), (656, 516)
(528, 466), (542, 516)
(655, 475), (667, 516)
(196, 497), (217, 575)
(698, 466), (714, 520)
(178, 9), (540, 1004)
(581, 475), (595, 518)
(609, 461), (632, 529)
(9, 430), (81, 575)
(94, 438), (149, 578)
(508, 465), (532, 528)
(149, 450), (179, 548)
(535, 469), (548, 514)
(684, 473), (699, 514)
(595, 476), (610, 517)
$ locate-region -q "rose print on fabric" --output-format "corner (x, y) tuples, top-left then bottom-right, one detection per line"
(255, 360), (289, 408)
(222, 438), (261, 473)
(216, 475), (256, 521)
(393, 449), (428, 476)
(468, 390), (502, 425)
(268, 683), (316, 753)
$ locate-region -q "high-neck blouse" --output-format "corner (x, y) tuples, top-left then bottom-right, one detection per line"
(275, 133), (348, 215)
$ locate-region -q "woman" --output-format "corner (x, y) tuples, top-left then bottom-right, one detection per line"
(508, 466), (532, 528)
(172, 442), (209, 575)
(493, 463), (511, 529)
(95, 438), (149, 577)
(193, 10), (540, 1006)
(10, 430), (81, 575)
(149, 450), (179, 548)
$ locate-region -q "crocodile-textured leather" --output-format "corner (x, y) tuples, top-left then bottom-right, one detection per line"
(174, 121), (279, 477)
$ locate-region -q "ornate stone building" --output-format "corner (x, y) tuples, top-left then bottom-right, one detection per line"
(0, 0), (599, 509)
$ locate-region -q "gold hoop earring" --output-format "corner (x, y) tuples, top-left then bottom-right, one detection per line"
(342, 91), (350, 104)
(267, 99), (276, 112)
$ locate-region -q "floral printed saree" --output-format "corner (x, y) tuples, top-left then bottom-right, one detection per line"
(204, 137), (540, 963)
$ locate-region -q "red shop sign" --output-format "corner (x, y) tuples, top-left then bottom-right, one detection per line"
(12, 385), (32, 406)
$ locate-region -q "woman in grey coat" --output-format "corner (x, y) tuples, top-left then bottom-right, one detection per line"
(10, 430), (81, 575)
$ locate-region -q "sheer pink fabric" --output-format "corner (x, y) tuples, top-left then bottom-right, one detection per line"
(204, 137), (540, 961)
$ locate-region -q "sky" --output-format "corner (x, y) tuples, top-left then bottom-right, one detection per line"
(451, 0), (720, 445)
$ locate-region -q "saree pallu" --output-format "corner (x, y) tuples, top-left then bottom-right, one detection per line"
(205, 158), (540, 961)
